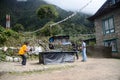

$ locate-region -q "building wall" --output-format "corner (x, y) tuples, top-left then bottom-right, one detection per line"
(94, 8), (120, 56)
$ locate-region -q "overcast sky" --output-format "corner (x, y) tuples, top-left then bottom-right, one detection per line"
(43, 0), (106, 15)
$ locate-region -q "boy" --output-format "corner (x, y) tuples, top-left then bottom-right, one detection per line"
(18, 42), (29, 65)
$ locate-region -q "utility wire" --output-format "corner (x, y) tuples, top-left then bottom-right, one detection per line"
(25, 0), (93, 34)
(50, 0), (92, 27)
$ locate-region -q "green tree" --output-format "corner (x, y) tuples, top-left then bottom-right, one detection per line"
(3, 29), (19, 38)
(12, 23), (24, 32)
(0, 25), (7, 45)
(50, 24), (62, 36)
(37, 21), (62, 36)
(0, 33), (7, 45)
(36, 5), (59, 20)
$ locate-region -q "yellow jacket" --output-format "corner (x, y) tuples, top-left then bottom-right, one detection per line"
(18, 45), (27, 55)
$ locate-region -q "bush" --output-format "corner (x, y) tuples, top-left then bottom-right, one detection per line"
(0, 50), (6, 62)
(89, 42), (96, 46)
(0, 33), (7, 45)
(3, 29), (19, 38)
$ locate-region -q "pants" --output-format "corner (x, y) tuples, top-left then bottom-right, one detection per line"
(82, 49), (87, 61)
(73, 49), (79, 60)
(75, 51), (79, 60)
(20, 55), (27, 65)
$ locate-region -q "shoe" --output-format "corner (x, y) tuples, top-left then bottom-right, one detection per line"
(81, 60), (86, 62)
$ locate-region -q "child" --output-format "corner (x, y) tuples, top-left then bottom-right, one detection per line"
(18, 41), (29, 65)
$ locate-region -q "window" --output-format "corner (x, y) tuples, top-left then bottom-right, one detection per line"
(104, 39), (118, 52)
(17, 0), (27, 1)
(111, 0), (116, 4)
(109, 0), (117, 5)
(111, 0), (118, 4)
(103, 17), (115, 34)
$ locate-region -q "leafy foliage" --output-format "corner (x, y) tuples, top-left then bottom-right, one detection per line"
(0, 25), (5, 32)
(12, 23), (24, 32)
(36, 5), (59, 20)
(0, 0), (48, 31)
(0, 0), (94, 36)
(37, 21), (62, 36)
(0, 33), (7, 45)
(0, 51), (6, 61)
(3, 29), (19, 38)
(0, 25), (20, 46)
(0, 26), (7, 45)
(59, 13), (94, 36)
(50, 24), (62, 36)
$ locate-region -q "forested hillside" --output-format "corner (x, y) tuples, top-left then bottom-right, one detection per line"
(0, 0), (94, 35)
(0, 0), (48, 30)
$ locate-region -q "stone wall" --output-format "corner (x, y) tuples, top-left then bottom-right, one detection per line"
(87, 46), (112, 58)
(94, 8), (120, 57)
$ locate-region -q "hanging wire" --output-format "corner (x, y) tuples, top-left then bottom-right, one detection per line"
(50, 0), (92, 27)
(25, 0), (93, 34)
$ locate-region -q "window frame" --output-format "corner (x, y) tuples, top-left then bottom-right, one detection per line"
(111, 0), (118, 4)
(104, 39), (118, 53)
(102, 16), (115, 35)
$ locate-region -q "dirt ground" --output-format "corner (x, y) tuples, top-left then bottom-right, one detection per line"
(0, 57), (120, 80)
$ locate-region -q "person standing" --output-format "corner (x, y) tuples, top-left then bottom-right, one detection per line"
(72, 42), (79, 60)
(80, 39), (87, 62)
(18, 41), (29, 65)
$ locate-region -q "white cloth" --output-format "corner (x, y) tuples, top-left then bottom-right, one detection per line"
(32, 46), (43, 55)
(3, 46), (8, 52)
